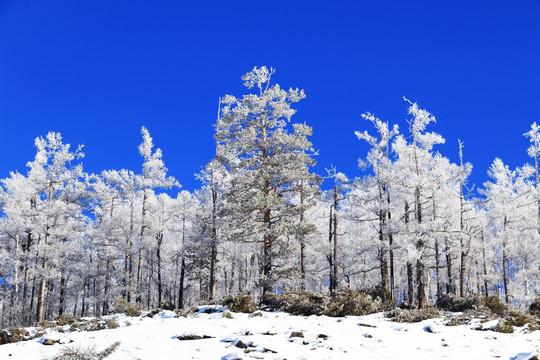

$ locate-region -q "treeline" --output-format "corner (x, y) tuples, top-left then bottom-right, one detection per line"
(1, 66), (539, 327)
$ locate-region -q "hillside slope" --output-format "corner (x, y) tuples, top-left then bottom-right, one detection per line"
(1, 307), (539, 359)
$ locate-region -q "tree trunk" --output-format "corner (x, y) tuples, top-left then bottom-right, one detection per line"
(379, 248), (389, 300)
(332, 185), (338, 295)
(178, 216), (186, 309)
(415, 187), (425, 308)
(262, 230), (272, 296)
(156, 233), (163, 307)
(378, 185), (388, 300)
(404, 201), (413, 305)
(459, 180), (467, 298)
(137, 189), (148, 304)
(328, 204), (334, 295)
(435, 239), (442, 299)
(37, 230), (49, 323)
(81, 279), (88, 317)
(387, 191), (395, 302)
(299, 183), (306, 292)
(502, 249), (510, 304)
(127, 198), (135, 303)
(445, 240), (454, 295)
(261, 175), (273, 296)
(29, 276), (36, 324)
(460, 250), (467, 298)
(22, 232), (32, 319)
(59, 272), (66, 316)
(407, 262), (414, 305)
(389, 240), (395, 302)
(146, 253), (152, 309)
(178, 256), (185, 309)
(416, 258), (426, 309)
(103, 259), (110, 315)
(502, 216), (510, 304)
(228, 260), (235, 295)
(209, 185), (218, 302)
(36, 259), (47, 323)
(481, 231), (489, 297)
(431, 194), (441, 299)
(536, 155), (540, 235)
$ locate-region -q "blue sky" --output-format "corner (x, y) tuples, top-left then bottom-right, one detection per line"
(1, 1), (539, 192)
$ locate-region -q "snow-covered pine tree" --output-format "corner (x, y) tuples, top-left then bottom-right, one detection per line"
(214, 66), (319, 296)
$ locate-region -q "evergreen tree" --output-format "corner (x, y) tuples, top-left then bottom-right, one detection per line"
(215, 66), (320, 295)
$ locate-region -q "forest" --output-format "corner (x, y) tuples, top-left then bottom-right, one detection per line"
(1, 66), (539, 328)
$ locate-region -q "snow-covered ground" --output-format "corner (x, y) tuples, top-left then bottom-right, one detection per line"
(1, 307), (539, 359)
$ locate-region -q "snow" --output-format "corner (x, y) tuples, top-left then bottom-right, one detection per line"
(1, 310), (539, 359)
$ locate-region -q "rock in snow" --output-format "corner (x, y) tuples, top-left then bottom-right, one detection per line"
(513, 351), (540, 360)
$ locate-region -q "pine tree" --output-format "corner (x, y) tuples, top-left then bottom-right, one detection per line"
(215, 66), (319, 296)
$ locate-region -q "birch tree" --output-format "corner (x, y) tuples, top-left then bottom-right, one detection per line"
(135, 127), (179, 303)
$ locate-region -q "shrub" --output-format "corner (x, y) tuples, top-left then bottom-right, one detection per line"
(398, 302), (416, 310)
(482, 296), (507, 316)
(55, 314), (77, 326)
(260, 293), (285, 312)
(364, 287), (393, 303)
(222, 294), (257, 313)
(445, 315), (470, 326)
(50, 341), (121, 360)
(262, 289), (388, 317)
(113, 299), (140, 317)
(462, 305), (493, 319)
(0, 327), (30, 345)
(324, 288), (383, 317)
(85, 319), (107, 332)
(505, 311), (539, 331)
(146, 309), (161, 318)
(283, 292), (326, 316)
(385, 307), (441, 323)
(436, 294), (481, 312)
(105, 319), (120, 329)
(175, 306), (200, 318)
(261, 292), (325, 316)
(493, 320), (514, 334)
(529, 297), (540, 316)
(160, 301), (175, 311)
(38, 320), (55, 329)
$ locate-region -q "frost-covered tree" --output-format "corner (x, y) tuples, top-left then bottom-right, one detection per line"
(355, 112), (399, 300)
(524, 122), (540, 232)
(4, 133), (87, 322)
(480, 159), (536, 304)
(100, 169), (140, 303)
(215, 66), (320, 296)
(195, 160), (229, 301)
(135, 127), (179, 303)
(391, 100), (446, 307)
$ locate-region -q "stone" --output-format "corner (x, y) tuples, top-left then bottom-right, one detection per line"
(177, 334), (213, 341)
(234, 339), (248, 349)
(42, 338), (58, 345)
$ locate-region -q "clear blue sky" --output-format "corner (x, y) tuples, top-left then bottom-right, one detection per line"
(1, 1), (539, 192)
